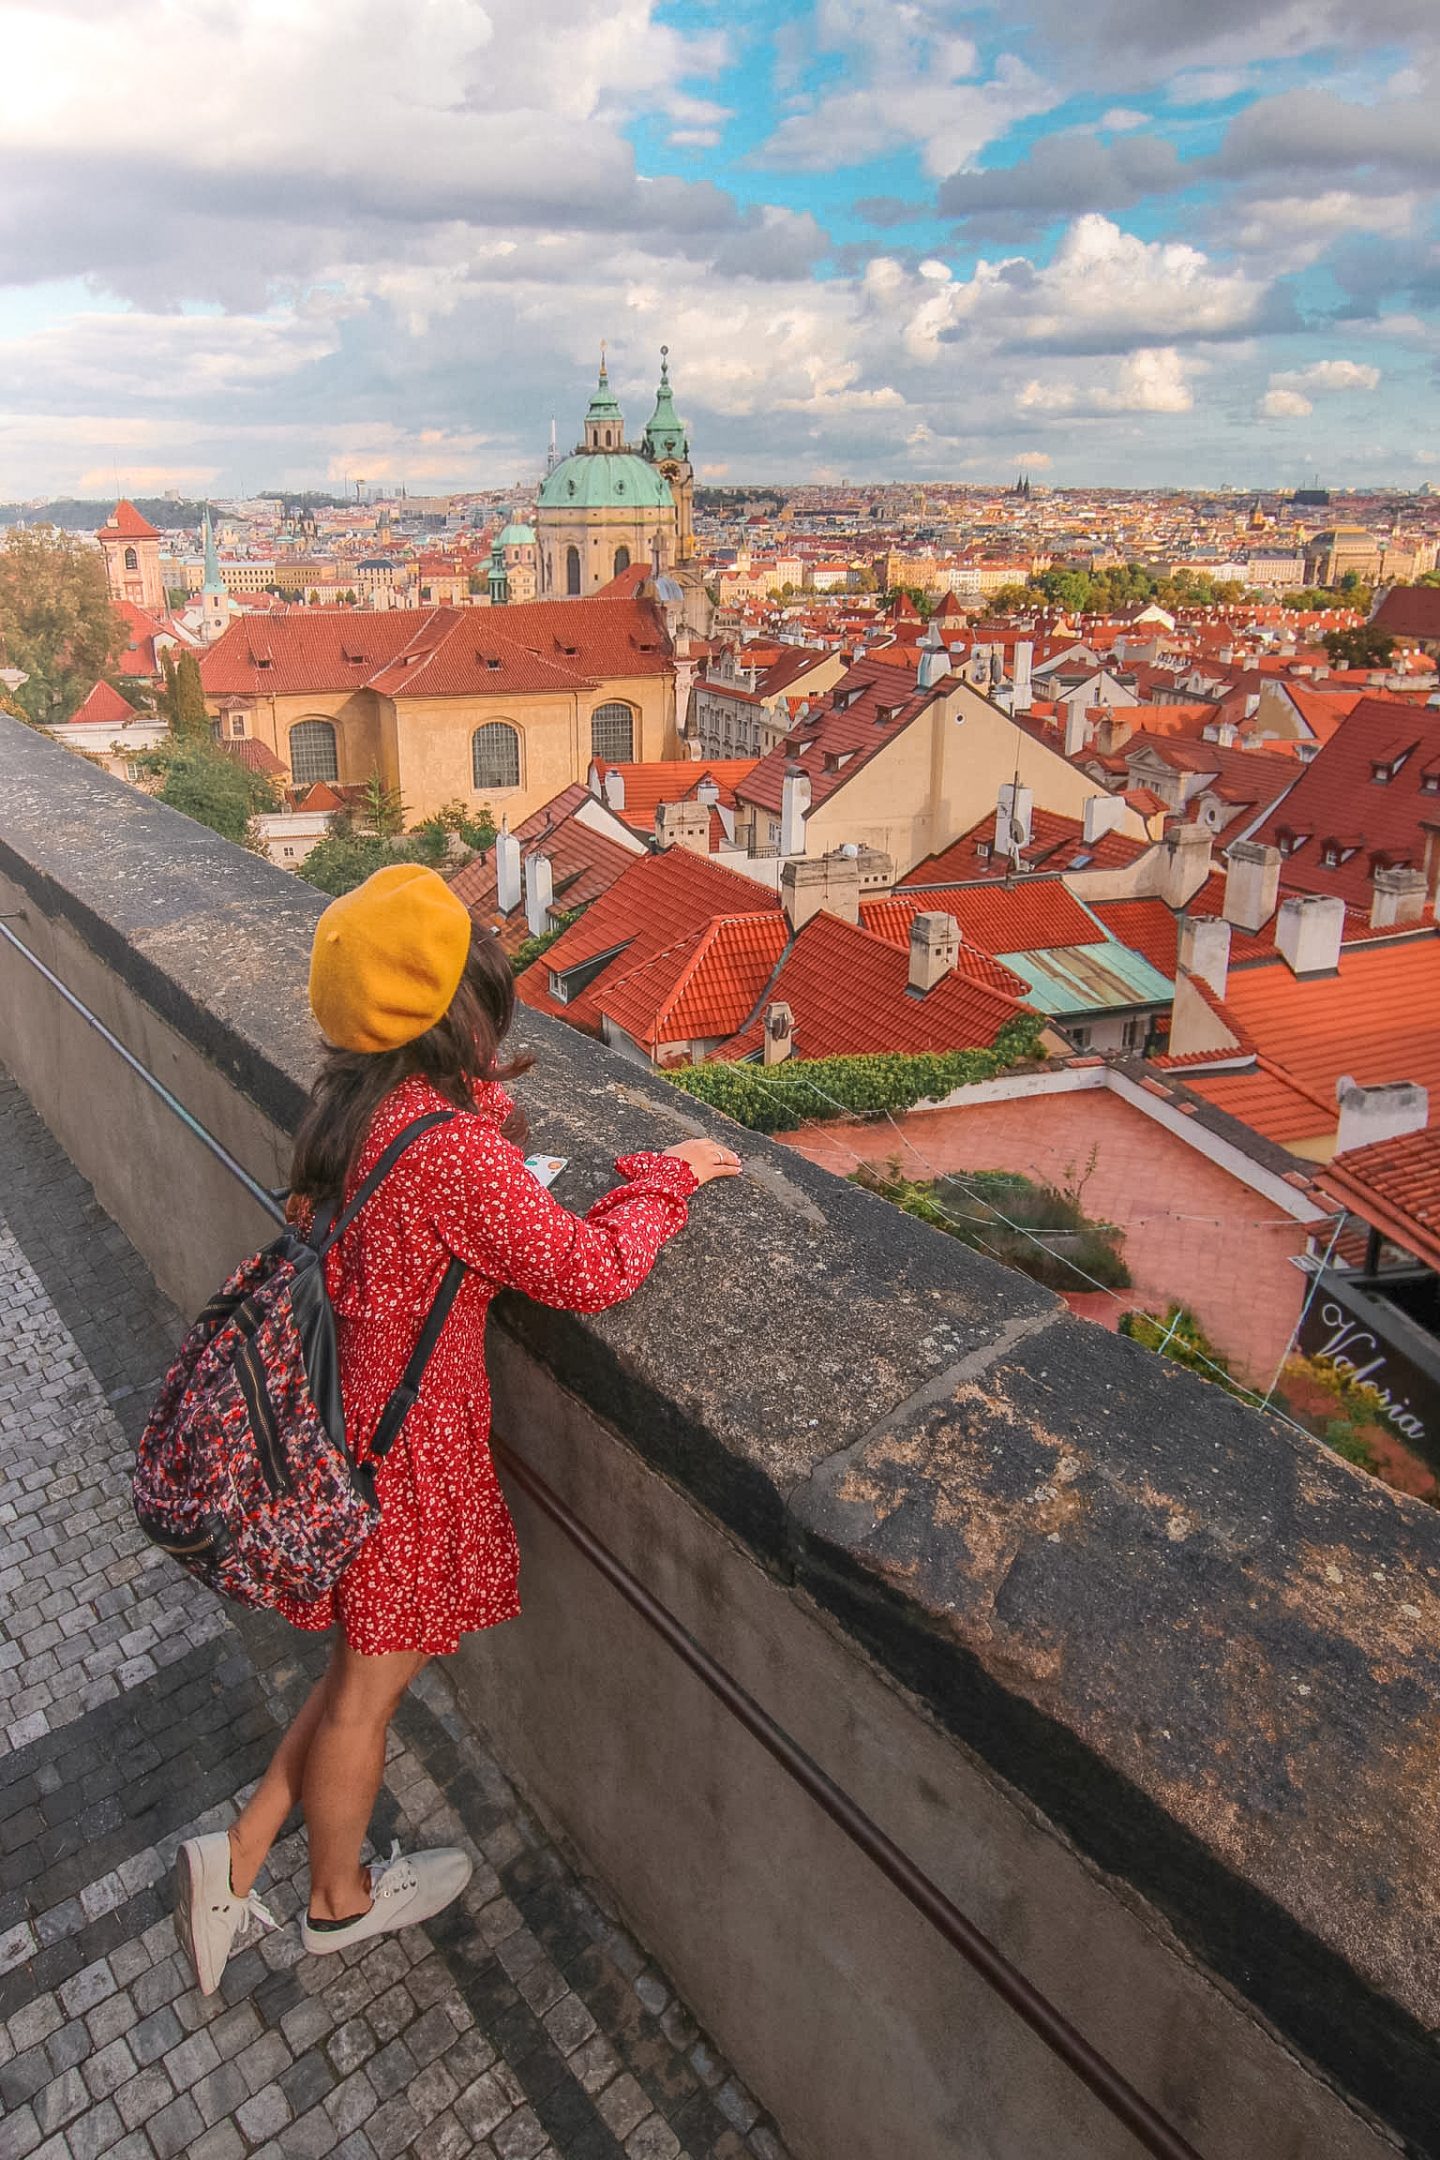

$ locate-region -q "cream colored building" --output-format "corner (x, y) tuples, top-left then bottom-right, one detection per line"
(199, 597), (680, 826)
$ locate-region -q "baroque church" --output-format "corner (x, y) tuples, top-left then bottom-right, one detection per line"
(535, 348), (701, 624)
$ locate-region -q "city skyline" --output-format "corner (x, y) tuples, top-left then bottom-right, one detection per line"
(0, 0), (1437, 498)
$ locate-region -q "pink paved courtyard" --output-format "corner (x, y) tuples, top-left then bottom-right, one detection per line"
(777, 1087), (1311, 1385)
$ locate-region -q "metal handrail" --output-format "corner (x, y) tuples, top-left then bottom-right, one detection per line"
(0, 913), (1206, 2160)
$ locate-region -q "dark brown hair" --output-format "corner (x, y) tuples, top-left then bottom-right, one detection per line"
(290, 927), (532, 1204)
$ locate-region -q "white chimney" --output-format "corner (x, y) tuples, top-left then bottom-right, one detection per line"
(1222, 841), (1281, 934)
(995, 781), (1033, 857)
(916, 627), (949, 691)
(1011, 640), (1033, 714)
(1064, 702), (1090, 758)
(1335, 1077), (1428, 1156)
(1153, 824), (1214, 910)
(780, 764), (811, 856)
(1275, 893), (1345, 978)
(523, 852), (554, 938)
(1177, 914), (1231, 1000)
(495, 820), (522, 914)
(655, 800), (710, 856)
(908, 912), (960, 993)
(1082, 793), (1125, 843)
(602, 768), (626, 811)
(762, 1001), (795, 1066)
(1370, 865), (1427, 929)
(780, 851), (861, 931)
(696, 775), (721, 807)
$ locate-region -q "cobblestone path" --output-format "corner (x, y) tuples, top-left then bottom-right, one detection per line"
(0, 1074), (790, 2160)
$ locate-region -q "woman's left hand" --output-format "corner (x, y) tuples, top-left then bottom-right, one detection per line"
(500, 1102), (530, 1148)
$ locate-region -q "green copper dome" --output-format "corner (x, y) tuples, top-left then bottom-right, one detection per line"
(642, 348), (688, 462)
(496, 519), (536, 546)
(537, 452), (674, 512)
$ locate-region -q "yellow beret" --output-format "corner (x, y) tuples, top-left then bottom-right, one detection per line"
(309, 865), (472, 1053)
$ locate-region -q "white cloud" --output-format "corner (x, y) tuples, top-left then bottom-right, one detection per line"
(1100, 108), (1151, 131)
(1019, 346), (1197, 413)
(1257, 386), (1313, 417)
(759, 3), (1055, 176)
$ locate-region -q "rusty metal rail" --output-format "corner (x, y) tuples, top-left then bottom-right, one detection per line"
(1, 914), (1206, 2160)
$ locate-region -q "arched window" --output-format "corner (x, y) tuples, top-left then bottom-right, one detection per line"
(124, 546), (138, 572)
(289, 718), (338, 784)
(591, 702), (634, 763)
(472, 722), (520, 791)
(566, 546), (581, 595)
(613, 546), (631, 578)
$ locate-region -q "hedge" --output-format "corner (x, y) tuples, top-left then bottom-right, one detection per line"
(666, 1015), (1044, 1134)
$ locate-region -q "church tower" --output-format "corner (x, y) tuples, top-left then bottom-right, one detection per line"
(96, 500), (164, 612)
(199, 507), (230, 645)
(640, 348), (694, 564)
(535, 350), (677, 597)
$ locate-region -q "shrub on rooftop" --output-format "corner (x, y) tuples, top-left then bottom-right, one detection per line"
(667, 1015), (1044, 1134)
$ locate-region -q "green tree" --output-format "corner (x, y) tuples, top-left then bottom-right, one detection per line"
(159, 648), (209, 736)
(412, 799), (497, 860)
(0, 525), (126, 725)
(134, 739), (279, 851)
(1323, 623), (1396, 670)
(879, 585), (935, 617)
(357, 769), (408, 839)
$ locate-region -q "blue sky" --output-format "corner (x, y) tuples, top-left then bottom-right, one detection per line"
(0, 0), (1436, 495)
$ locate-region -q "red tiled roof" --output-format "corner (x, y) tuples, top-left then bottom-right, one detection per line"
(595, 914), (790, 1049)
(449, 785), (643, 953)
(1186, 1058), (1337, 1147)
(715, 911), (1029, 1064)
(225, 738), (286, 776)
(515, 846), (782, 1029)
(899, 807), (1147, 885)
(1249, 696), (1440, 908)
(1372, 587), (1440, 643)
(199, 598), (672, 700)
(593, 759), (757, 833)
(1319, 1126), (1440, 1272)
(65, 680), (136, 728)
(97, 499), (159, 541)
(1221, 941), (1440, 1126)
(862, 877), (1100, 957)
(735, 656), (939, 816)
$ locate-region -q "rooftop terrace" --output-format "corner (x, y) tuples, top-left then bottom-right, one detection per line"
(1, 709), (1438, 2159)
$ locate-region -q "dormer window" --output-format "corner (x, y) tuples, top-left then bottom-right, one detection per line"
(1422, 771), (1440, 794)
(1372, 761), (1393, 784)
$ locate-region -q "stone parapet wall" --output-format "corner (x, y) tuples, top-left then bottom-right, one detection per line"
(0, 714), (1430, 2159)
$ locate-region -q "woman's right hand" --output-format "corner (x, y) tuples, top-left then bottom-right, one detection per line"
(663, 1138), (743, 1187)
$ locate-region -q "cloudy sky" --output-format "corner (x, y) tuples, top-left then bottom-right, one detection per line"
(2, 0), (1437, 496)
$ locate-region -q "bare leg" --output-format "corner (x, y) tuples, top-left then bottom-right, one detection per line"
(302, 1641), (428, 1923)
(227, 1669), (332, 1899)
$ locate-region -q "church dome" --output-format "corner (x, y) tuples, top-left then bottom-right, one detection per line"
(497, 519), (536, 546)
(537, 452), (674, 513)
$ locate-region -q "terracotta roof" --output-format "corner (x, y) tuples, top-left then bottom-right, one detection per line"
(1221, 940), (1440, 1126)
(736, 656), (939, 817)
(199, 598), (672, 700)
(593, 759), (757, 833)
(516, 845), (782, 1030)
(757, 646), (831, 698)
(225, 738), (286, 776)
(449, 786), (643, 954)
(862, 877), (1100, 957)
(97, 499), (159, 541)
(1249, 696), (1440, 909)
(1182, 1058), (1337, 1148)
(1372, 587), (1440, 643)
(899, 807), (1146, 884)
(1319, 1126), (1440, 1272)
(594, 914), (790, 1049)
(715, 910), (1029, 1064)
(65, 680), (137, 728)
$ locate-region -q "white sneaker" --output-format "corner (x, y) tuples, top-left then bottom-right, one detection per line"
(173, 1832), (279, 1996)
(301, 1840), (473, 1956)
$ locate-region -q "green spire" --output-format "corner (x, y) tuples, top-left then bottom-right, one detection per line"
(585, 342), (623, 425)
(201, 505), (225, 596)
(643, 345), (687, 461)
(487, 518), (509, 605)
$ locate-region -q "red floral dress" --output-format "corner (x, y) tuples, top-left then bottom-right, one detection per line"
(274, 1073), (697, 1656)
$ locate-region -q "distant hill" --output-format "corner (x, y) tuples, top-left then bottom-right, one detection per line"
(0, 498), (210, 532)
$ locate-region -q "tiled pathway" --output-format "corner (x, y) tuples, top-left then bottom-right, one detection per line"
(0, 1074), (789, 2160)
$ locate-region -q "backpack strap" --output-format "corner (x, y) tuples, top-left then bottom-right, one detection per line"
(367, 1255), (467, 1464)
(312, 1110), (456, 1256)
